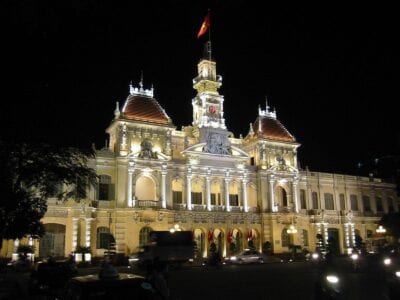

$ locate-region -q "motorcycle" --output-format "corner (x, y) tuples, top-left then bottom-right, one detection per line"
(350, 252), (361, 272)
(314, 272), (342, 300)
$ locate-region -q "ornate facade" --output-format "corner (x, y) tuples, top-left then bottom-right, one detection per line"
(2, 50), (398, 259)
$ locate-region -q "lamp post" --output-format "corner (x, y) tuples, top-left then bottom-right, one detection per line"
(287, 224), (298, 261)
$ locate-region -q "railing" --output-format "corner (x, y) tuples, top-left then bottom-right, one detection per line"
(248, 207), (260, 213)
(210, 205), (225, 212)
(172, 203), (186, 211)
(307, 209), (321, 216)
(130, 201), (262, 214)
(192, 204), (207, 211)
(230, 206), (243, 212)
(277, 206), (294, 213)
(136, 200), (160, 208)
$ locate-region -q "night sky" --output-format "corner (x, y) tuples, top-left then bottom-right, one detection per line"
(1, 1), (398, 176)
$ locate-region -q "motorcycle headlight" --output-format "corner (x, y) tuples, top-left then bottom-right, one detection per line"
(230, 256), (237, 261)
(326, 275), (339, 284)
(351, 254), (358, 260)
(383, 258), (391, 265)
(395, 271), (400, 278)
(312, 253), (319, 259)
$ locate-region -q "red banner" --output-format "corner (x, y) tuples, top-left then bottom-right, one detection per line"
(197, 12), (210, 39)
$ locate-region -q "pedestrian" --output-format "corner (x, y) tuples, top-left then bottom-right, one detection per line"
(147, 259), (170, 300)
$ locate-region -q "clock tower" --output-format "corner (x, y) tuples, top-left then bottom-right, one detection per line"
(191, 42), (232, 155)
(192, 42), (226, 131)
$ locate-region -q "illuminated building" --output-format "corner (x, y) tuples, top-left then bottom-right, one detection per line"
(1, 48), (398, 259)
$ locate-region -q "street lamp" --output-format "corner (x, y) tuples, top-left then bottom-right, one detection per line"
(287, 225), (298, 234)
(376, 225), (386, 234)
(287, 224), (298, 262)
(170, 224), (182, 233)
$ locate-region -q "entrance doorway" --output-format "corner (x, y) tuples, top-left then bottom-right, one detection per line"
(39, 223), (66, 258)
(327, 228), (340, 255)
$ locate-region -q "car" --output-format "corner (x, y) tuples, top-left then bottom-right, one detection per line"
(62, 263), (164, 300)
(226, 249), (264, 264)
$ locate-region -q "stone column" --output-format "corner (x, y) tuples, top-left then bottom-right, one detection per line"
(269, 179), (276, 212)
(293, 181), (299, 213)
(72, 217), (79, 251)
(85, 218), (93, 248)
(242, 177), (248, 212)
(127, 161), (135, 207)
(206, 176), (211, 211)
(344, 223), (350, 249)
(161, 166), (167, 209)
(186, 168), (192, 210)
(225, 171), (230, 211)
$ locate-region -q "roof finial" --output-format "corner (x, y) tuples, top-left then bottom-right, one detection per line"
(114, 101), (120, 119)
(129, 80), (134, 94)
(248, 123), (254, 135)
(139, 71), (144, 91)
(266, 96), (270, 110)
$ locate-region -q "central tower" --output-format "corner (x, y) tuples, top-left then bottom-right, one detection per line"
(192, 42), (226, 131)
(191, 42), (232, 155)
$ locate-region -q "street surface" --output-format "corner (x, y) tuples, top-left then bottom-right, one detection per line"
(164, 258), (389, 300)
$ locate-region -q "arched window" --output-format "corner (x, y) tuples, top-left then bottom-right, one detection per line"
(191, 177), (203, 205)
(172, 179), (183, 204)
(324, 193), (334, 210)
(276, 187), (288, 207)
(139, 226), (153, 246)
(362, 196), (371, 211)
(136, 176), (156, 200)
(300, 189), (307, 209)
(350, 195), (358, 211)
(211, 180), (221, 206)
(281, 229), (289, 247)
(98, 175), (114, 201)
(96, 227), (115, 249)
(339, 194), (346, 210)
(376, 197), (383, 212)
(312, 192), (319, 209)
(229, 181), (239, 206)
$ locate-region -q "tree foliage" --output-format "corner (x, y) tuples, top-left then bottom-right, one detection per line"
(0, 141), (98, 248)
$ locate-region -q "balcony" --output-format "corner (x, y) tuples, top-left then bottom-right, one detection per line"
(248, 207), (260, 213)
(307, 209), (321, 216)
(136, 200), (160, 209)
(192, 204), (207, 211)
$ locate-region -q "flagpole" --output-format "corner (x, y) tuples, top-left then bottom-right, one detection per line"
(208, 9), (212, 61)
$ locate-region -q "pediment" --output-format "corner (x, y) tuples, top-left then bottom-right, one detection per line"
(182, 143), (249, 160)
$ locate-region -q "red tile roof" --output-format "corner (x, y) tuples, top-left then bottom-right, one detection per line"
(122, 95), (171, 125)
(253, 117), (295, 142)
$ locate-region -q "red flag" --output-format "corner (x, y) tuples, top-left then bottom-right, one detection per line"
(208, 229), (213, 242)
(197, 12), (210, 39)
(247, 229), (253, 241)
(227, 230), (232, 243)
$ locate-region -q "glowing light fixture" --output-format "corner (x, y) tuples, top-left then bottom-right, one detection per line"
(287, 225), (297, 234)
(376, 225), (386, 234)
(170, 224), (181, 233)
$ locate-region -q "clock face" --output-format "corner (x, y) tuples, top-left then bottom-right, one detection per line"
(209, 105), (216, 114)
